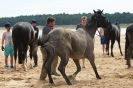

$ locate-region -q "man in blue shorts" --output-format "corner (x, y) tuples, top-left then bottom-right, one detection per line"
(98, 27), (108, 54)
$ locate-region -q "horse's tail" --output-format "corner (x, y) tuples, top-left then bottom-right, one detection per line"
(12, 29), (24, 64)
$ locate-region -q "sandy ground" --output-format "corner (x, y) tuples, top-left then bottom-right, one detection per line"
(0, 29), (133, 88)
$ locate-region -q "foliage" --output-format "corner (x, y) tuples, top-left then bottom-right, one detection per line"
(0, 12), (133, 27)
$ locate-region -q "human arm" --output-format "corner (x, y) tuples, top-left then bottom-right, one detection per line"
(1, 33), (5, 51)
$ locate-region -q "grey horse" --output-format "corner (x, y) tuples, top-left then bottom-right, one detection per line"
(40, 10), (108, 85)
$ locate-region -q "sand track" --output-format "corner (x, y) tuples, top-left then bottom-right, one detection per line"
(0, 34), (133, 88)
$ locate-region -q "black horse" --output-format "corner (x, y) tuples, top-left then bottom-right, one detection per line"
(105, 21), (123, 57)
(40, 10), (108, 85)
(12, 22), (36, 71)
(125, 24), (133, 68)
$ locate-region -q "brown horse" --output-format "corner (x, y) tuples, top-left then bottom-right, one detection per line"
(12, 22), (36, 71)
(125, 24), (133, 68)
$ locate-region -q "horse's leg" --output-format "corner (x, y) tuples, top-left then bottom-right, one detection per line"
(23, 59), (28, 71)
(40, 47), (47, 80)
(86, 53), (101, 79)
(126, 49), (131, 68)
(106, 40), (110, 55)
(125, 33), (129, 59)
(111, 39), (115, 57)
(44, 45), (57, 85)
(106, 42), (109, 55)
(68, 59), (81, 79)
(29, 45), (33, 69)
(58, 56), (72, 85)
(40, 60), (47, 80)
(30, 42), (38, 68)
(45, 57), (54, 85)
(14, 44), (17, 70)
(117, 38), (123, 56)
(23, 44), (28, 71)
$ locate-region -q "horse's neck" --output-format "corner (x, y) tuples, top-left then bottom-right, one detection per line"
(86, 24), (97, 39)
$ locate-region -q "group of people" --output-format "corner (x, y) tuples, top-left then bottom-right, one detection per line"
(1, 16), (107, 76)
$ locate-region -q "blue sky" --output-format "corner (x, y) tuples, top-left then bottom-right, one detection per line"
(0, 0), (133, 17)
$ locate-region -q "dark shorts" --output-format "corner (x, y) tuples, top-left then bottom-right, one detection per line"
(101, 36), (108, 44)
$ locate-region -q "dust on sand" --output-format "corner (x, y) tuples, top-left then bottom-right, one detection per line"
(0, 32), (133, 88)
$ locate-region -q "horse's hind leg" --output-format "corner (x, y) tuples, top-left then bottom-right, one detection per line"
(29, 45), (33, 69)
(86, 53), (101, 79)
(23, 44), (28, 71)
(117, 38), (123, 56)
(58, 56), (72, 85)
(111, 39), (115, 57)
(126, 49), (131, 68)
(14, 44), (17, 70)
(68, 59), (81, 79)
(40, 47), (47, 80)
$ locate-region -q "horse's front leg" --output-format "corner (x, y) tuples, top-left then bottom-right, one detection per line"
(106, 40), (110, 55)
(111, 40), (115, 57)
(23, 45), (28, 71)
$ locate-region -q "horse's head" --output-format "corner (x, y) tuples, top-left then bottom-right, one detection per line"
(93, 9), (103, 15)
(91, 9), (108, 28)
(85, 10), (108, 38)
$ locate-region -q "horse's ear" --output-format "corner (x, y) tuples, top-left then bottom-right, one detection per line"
(93, 10), (96, 13)
(101, 9), (104, 13)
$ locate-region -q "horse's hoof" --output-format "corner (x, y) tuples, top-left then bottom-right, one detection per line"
(40, 76), (46, 81)
(33, 65), (38, 68)
(24, 67), (28, 71)
(68, 75), (76, 80)
(97, 76), (101, 79)
(30, 65), (33, 69)
(67, 82), (72, 85)
(14, 67), (17, 70)
(111, 55), (114, 57)
(25, 69), (28, 72)
(49, 83), (55, 86)
(106, 53), (109, 55)
(127, 66), (131, 69)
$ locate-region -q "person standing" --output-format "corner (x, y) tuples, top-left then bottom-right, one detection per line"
(98, 27), (107, 54)
(76, 16), (88, 68)
(30, 20), (39, 67)
(1, 22), (14, 68)
(40, 17), (60, 80)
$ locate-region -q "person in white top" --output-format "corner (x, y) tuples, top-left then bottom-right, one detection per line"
(98, 27), (107, 54)
(1, 22), (14, 68)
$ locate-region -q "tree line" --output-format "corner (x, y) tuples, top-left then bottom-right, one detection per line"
(0, 12), (133, 27)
